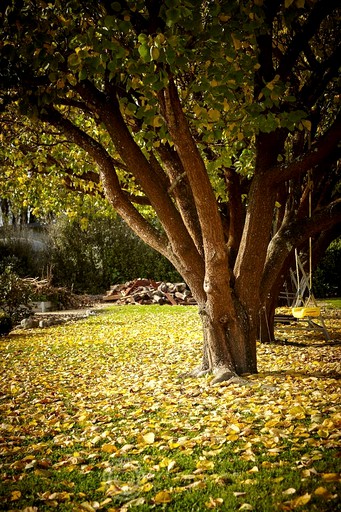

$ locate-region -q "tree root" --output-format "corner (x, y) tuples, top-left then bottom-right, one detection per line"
(179, 366), (255, 387)
(210, 374), (254, 387)
(210, 368), (235, 385)
(178, 366), (210, 379)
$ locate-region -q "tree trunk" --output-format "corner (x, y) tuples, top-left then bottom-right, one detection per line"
(186, 292), (258, 383)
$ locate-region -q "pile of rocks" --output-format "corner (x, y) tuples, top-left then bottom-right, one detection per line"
(103, 279), (197, 306)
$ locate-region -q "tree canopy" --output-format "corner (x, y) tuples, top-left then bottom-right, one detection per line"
(1, 0), (340, 381)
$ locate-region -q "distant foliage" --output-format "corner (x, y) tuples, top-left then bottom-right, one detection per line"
(0, 226), (49, 278)
(0, 266), (34, 325)
(0, 311), (12, 336)
(313, 238), (341, 298)
(47, 216), (181, 294)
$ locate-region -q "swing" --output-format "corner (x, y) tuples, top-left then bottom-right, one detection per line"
(292, 306), (320, 318)
(291, 174), (321, 319)
(271, 168), (330, 342)
(291, 248), (321, 318)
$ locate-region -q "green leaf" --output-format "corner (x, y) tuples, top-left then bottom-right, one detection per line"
(150, 46), (160, 61)
(138, 44), (151, 62)
(68, 53), (81, 68)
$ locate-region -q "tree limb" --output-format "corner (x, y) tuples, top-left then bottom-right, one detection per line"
(277, 0), (339, 81)
(40, 105), (169, 257)
(271, 112), (341, 184)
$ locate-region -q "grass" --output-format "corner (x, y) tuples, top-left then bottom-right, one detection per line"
(320, 298), (341, 309)
(0, 305), (340, 511)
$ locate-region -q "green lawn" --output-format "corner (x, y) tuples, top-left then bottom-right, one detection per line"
(320, 298), (341, 309)
(0, 305), (340, 511)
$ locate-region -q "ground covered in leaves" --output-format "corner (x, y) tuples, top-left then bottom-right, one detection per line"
(0, 305), (340, 511)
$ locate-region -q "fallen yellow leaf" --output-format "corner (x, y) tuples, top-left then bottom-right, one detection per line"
(153, 490), (172, 504)
(321, 473), (340, 481)
(248, 466), (259, 473)
(142, 432), (155, 444)
(140, 482), (153, 492)
(196, 460), (215, 471)
(205, 496), (224, 508)
(101, 444), (117, 454)
(288, 405), (306, 419)
(10, 490), (21, 501)
(288, 493), (311, 508)
(282, 488), (296, 495)
(239, 504), (253, 510)
(79, 503), (96, 512)
(314, 486), (328, 496)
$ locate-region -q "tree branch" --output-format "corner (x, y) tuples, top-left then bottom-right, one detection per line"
(271, 112), (341, 184)
(254, 0), (282, 97)
(261, 198), (341, 303)
(298, 44), (341, 108)
(277, 0), (339, 81)
(40, 105), (169, 257)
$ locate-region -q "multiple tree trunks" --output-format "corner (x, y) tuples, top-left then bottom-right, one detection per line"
(102, 278), (197, 306)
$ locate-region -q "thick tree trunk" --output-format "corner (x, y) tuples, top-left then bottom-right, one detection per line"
(186, 293), (258, 383)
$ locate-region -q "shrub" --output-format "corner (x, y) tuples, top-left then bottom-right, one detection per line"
(0, 266), (34, 324)
(0, 312), (12, 336)
(47, 216), (180, 293)
(0, 225), (49, 278)
(313, 238), (341, 298)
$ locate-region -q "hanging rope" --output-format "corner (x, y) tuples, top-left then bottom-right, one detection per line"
(292, 131), (320, 316)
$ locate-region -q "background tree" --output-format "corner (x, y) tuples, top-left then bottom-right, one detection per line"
(1, 0), (340, 383)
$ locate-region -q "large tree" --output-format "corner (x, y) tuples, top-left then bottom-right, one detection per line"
(1, 0), (340, 382)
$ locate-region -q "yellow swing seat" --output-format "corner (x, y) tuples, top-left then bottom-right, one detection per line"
(292, 307), (321, 319)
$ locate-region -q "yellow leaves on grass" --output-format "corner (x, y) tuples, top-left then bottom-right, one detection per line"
(159, 457), (176, 472)
(0, 306), (340, 511)
(282, 488), (296, 495)
(287, 404), (306, 419)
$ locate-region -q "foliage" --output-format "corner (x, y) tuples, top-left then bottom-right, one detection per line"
(48, 215), (180, 294)
(0, 306), (340, 510)
(313, 239), (341, 298)
(0, 225), (49, 278)
(0, 266), (34, 324)
(0, 311), (12, 336)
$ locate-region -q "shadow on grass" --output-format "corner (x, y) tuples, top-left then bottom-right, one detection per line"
(271, 338), (341, 347)
(254, 369), (341, 380)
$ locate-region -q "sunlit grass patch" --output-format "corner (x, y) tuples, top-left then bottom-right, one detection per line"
(0, 305), (340, 511)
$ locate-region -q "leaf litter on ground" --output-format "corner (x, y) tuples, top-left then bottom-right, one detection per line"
(0, 305), (340, 511)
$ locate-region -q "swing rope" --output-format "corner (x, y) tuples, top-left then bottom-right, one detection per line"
(292, 169), (321, 318)
(308, 168), (313, 292)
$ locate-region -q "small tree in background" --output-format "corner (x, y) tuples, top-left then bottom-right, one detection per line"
(48, 215), (180, 293)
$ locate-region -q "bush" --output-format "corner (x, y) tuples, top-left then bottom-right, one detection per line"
(47, 216), (181, 294)
(0, 225), (49, 278)
(0, 266), (34, 324)
(313, 238), (341, 298)
(0, 312), (12, 336)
